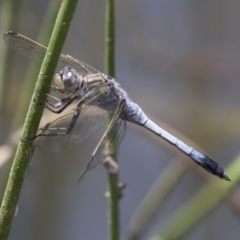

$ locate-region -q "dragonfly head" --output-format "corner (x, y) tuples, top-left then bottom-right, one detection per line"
(55, 66), (80, 93)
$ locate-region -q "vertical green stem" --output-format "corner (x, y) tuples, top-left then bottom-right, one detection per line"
(0, 1), (78, 239)
(105, 0), (119, 240)
(105, 0), (115, 77)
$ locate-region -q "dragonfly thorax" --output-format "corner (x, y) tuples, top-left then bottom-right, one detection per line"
(54, 66), (80, 93)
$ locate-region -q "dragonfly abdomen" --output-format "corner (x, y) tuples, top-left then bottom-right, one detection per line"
(142, 118), (230, 181)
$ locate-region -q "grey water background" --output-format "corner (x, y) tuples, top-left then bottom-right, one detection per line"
(1, 0), (240, 239)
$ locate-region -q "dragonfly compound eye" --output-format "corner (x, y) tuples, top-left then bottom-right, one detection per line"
(54, 67), (79, 93)
(61, 67), (79, 92)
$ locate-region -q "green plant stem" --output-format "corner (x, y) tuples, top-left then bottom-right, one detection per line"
(105, 0), (115, 77)
(150, 155), (239, 240)
(126, 161), (186, 240)
(0, 1), (78, 239)
(105, 0), (119, 240)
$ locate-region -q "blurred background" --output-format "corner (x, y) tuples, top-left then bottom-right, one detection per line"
(0, 0), (240, 239)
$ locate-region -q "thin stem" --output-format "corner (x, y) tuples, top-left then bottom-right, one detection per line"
(149, 156), (238, 240)
(105, 0), (115, 77)
(105, 0), (119, 240)
(126, 161), (186, 240)
(0, 1), (78, 239)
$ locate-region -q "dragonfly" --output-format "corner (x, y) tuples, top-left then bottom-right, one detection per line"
(3, 31), (230, 182)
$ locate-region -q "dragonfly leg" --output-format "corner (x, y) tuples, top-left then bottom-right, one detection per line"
(45, 93), (65, 104)
(33, 94), (77, 114)
(44, 96), (77, 113)
(38, 108), (80, 136)
(21, 108), (81, 142)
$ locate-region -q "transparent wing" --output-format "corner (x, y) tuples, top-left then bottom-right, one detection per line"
(36, 83), (116, 152)
(3, 31), (101, 75)
(78, 103), (126, 181)
(36, 105), (109, 152)
(90, 118), (126, 170)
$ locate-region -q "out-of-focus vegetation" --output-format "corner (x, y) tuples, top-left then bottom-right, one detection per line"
(0, 1), (240, 240)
